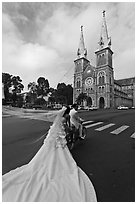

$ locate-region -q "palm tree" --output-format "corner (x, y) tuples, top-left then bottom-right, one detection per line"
(76, 92), (87, 105)
(28, 82), (37, 104)
(37, 77), (50, 97)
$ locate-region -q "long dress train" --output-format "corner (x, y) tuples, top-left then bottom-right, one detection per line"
(2, 107), (97, 202)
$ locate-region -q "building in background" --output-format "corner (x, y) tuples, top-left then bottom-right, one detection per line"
(73, 11), (135, 108)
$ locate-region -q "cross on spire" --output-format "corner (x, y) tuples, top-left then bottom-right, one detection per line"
(98, 11), (111, 50)
(103, 10), (105, 17)
(77, 25), (87, 58)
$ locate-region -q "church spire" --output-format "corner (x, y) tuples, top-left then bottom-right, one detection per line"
(98, 11), (111, 50)
(77, 25), (87, 58)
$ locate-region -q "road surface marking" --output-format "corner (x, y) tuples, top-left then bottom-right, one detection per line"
(95, 123), (115, 131)
(130, 133), (135, 138)
(85, 122), (103, 129)
(110, 125), (129, 135)
(83, 121), (93, 125)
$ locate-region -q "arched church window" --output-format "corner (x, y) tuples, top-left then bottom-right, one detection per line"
(102, 54), (106, 64)
(98, 55), (102, 66)
(99, 87), (101, 93)
(78, 81), (80, 88)
(76, 79), (81, 88)
(99, 76), (102, 84)
(76, 81), (79, 88)
(102, 76), (105, 84)
(79, 81), (81, 88)
(102, 86), (105, 92)
(109, 77), (111, 85)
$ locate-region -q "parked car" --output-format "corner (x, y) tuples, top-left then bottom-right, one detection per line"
(84, 106), (89, 110)
(88, 106), (98, 111)
(53, 104), (62, 109)
(32, 105), (43, 110)
(78, 106), (85, 110)
(117, 105), (128, 110)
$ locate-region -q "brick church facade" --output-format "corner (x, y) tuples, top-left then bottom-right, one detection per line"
(73, 11), (135, 109)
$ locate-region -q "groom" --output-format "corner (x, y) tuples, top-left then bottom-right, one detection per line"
(69, 104), (84, 142)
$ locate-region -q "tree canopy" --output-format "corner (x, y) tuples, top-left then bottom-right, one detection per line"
(2, 73), (24, 103)
(49, 83), (73, 105)
(2, 72), (73, 107)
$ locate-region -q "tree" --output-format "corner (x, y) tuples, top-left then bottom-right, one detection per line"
(76, 92), (87, 105)
(66, 84), (73, 105)
(11, 76), (24, 104)
(34, 98), (46, 105)
(37, 77), (50, 97)
(55, 83), (73, 105)
(28, 82), (37, 104)
(56, 83), (67, 104)
(2, 73), (12, 102)
(2, 73), (24, 104)
(48, 88), (56, 105)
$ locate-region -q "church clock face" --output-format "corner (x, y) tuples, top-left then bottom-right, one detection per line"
(85, 77), (93, 87)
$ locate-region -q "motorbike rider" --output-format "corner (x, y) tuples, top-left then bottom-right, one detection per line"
(69, 104), (85, 144)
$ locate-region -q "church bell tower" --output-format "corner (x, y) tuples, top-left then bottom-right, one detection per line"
(95, 11), (114, 108)
(73, 26), (90, 103)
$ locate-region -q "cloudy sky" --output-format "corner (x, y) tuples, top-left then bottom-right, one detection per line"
(2, 2), (135, 91)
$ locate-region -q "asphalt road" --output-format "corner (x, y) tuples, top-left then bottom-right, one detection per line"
(2, 108), (135, 202)
(72, 109), (135, 202)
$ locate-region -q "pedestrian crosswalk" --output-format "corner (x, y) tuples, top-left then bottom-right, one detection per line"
(83, 120), (134, 138)
(130, 133), (135, 138)
(110, 125), (129, 135)
(83, 121), (93, 125)
(95, 123), (115, 131)
(84, 122), (103, 129)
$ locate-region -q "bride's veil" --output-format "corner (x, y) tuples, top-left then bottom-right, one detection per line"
(52, 106), (67, 126)
(44, 106), (67, 140)
(45, 106), (67, 123)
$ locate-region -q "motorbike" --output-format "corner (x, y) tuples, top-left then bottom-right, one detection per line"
(66, 121), (87, 150)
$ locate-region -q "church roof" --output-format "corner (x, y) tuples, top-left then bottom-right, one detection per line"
(115, 77), (135, 86)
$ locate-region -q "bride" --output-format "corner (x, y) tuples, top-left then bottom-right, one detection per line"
(2, 106), (97, 202)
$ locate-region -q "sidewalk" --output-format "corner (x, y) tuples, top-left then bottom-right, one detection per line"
(2, 106), (58, 122)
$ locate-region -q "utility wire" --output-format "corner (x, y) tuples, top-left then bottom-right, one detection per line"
(53, 66), (74, 89)
(64, 76), (74, 85)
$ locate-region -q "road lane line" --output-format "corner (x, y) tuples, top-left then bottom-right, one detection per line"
(95, 123), (115, 131)
(85, 122), (103, 129)
(83, 121), (93, 125)
(110, 125), (129, 135)
(130, 133), (135, 138)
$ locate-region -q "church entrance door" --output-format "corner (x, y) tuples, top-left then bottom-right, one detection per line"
(99, 97), (105, 109)
(87, 97), (92, 107)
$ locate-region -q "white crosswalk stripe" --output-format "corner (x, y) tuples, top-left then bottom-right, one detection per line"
(83, 121), (93, 125)
(85, 122), (103, 129)
(95, 123), (115, 131)
(130, 133), (135, 138)
(110, 125), (129, 135)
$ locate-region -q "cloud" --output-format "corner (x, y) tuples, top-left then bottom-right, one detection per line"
(2, 13), (60, 89)
(2, 2), (135, 92)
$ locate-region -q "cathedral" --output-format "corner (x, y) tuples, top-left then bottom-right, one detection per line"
(73, 11), (135, 109)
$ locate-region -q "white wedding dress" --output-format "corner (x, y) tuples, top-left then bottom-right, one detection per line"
(2, 107), (97, 202)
